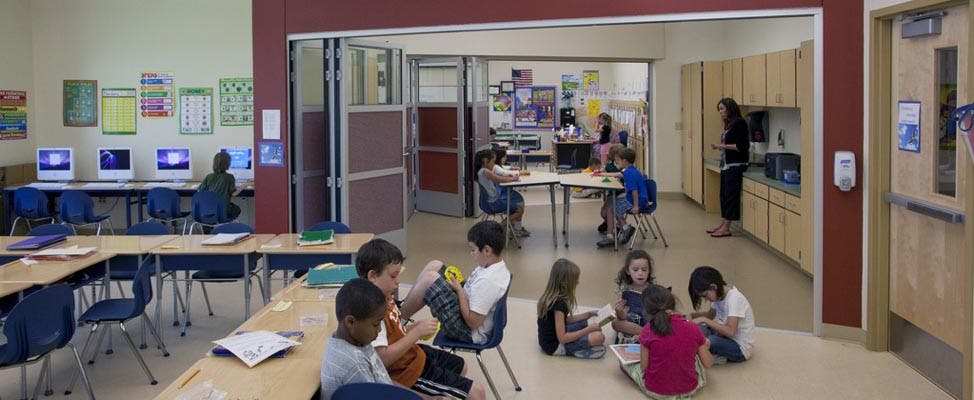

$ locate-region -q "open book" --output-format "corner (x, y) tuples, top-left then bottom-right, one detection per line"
(304, 263), (358, 287)
(211, 330), (301, 368)
(201, 233), (251, 246)
(610, 343), (641, 365)
(27, 246), (97, 261)
(589, 303), (617, 327)
(621, 290), (643, 317)
(297, 229), (334, 246)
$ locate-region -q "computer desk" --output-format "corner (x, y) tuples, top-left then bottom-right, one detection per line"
(257, 233), (374, 301)
(154, 278), (336, 400)
(151, 234), (276, 341)
(131, 181), (255, 223)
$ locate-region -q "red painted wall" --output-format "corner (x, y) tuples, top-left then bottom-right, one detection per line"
(252, 0), (866, 328)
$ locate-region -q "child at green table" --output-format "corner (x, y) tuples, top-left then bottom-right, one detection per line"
(597, 147), (647, 248)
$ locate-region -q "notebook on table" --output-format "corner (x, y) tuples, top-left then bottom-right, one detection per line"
(297, 229), (334, 246)
(201, 233), (251, 246)
(304, 263), (357, 287)
(211, 331), (304, 358)
(6, 234), (67, 251)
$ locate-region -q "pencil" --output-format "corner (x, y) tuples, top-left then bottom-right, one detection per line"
(178, 369), (201, 389)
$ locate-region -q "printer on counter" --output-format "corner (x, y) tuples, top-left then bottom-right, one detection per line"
(765, 152), (800, 180)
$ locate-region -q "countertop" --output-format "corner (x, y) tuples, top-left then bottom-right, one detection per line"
(704, 159), (800, 197)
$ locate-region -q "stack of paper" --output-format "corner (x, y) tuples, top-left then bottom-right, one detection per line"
(211, 330), (301, 368)
(27, 246), (97, 261)
(201, 233), (251, 246)
(297, 229), (334, 246)
(211, 331), (304, 359)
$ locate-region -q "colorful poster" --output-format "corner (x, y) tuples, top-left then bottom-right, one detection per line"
(0, 90), (27, 140)
(492, 93), (512, 111)
(139, 71), (174, 117)
(101, 88), (137, 135)
(259, 141), (284, 167)
(583, 70), (600, 90)
(219, 78), (254, 126)
(514, 86), (556, 129)
(63, 80), (97, 127)
(897, 101), (921, 153)
(587, 99), (602, 117)
(562, 74), (580, 91)
(179, 87), (213, 134)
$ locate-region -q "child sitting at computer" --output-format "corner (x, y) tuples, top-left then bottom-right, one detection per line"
(198, 151), (243, 219)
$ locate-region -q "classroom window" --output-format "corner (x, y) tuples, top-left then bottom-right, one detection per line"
(347, 46), (401, 105)
(418, 64), (460, 103)
(935, 47), (957, 197)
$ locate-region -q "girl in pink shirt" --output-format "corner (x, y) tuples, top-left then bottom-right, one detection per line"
(633, 284), (713, 399)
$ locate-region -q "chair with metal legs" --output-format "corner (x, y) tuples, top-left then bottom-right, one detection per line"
(9, 187), (56, 235)
(145, 187), (190, 234)
(626, 177), (669, 249)
(0, 284), (95, 400)
(65, 256), (169, 393)
(59, 190), (115, 235)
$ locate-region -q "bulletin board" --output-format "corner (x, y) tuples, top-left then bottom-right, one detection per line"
(514, 86), (556, 129)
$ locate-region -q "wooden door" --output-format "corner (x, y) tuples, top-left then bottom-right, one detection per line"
(887, 5), (968, 397)
(689, 62), (703, 203)
(778, 49), (797, 108)
(730, 58), (743, 102)
(765, 51), (781, 106)
(702, 62), (724, 162)
(742, 54), (767, 106)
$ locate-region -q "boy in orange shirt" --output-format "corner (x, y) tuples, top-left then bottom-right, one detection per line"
(356, 238), (487, 400)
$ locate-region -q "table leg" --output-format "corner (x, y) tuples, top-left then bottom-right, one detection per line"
(137, 191), (145, 223)
(243, 253), (251, 320)
(5, 190), (13, 233)
(548, 183), (557, 248)
(562, 186), (570, 247)
(104, 259), (114, 354)
(612, 190), (619, 251)
(124, 192), (132, 228)
(262, 255), (271, 303)
(154, 255), (163, 345)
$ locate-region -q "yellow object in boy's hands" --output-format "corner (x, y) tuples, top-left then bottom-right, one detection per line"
(443, 265), (464, 285)
(420, 322), (441, 341)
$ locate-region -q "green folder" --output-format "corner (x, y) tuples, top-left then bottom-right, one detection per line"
(299, 229), (334, 242)
(306, 265), (358, 286)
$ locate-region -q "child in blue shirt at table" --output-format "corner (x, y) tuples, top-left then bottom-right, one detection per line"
(597, 147), (647, 248)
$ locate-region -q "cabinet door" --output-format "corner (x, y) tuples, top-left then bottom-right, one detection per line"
(741, 191), (753, 234)
(765, 51), (781, 106)
(742, 54), (767, 106)
(797, 40), (814, 274)
(785, 210), (804, 267)
(681, 64), (693, 198)
(768, 203), (786, 252)
(753, 196), (769, 243)
(778, 49), (796, 107)
(722, 59), (733, 99)
(731, 58), (743, 102)
(689, 62), (704, 203)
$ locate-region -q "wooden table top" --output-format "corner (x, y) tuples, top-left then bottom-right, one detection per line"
(558, 172), (624, 190)
(0, 281), (34, 298)
(0, 252), (115, 284)
(0, 236), (96, 256)
(150, 234), (276, 255)
(501, 171), (561, 187)
(257, 233), (374, 255)
(270, 276), (341, 303)
(69, 235), (180, 255)
(154, 287), (336, 399)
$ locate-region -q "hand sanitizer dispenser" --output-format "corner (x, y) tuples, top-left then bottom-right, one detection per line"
(834, 151), (856, 191)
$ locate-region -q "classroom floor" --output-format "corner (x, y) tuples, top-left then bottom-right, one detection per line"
(0, 181), (950, 399)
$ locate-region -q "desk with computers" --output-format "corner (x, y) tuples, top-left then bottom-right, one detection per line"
(4, 147), (256, 229)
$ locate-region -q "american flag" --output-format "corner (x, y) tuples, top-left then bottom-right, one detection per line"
(512, 69), (533, 87)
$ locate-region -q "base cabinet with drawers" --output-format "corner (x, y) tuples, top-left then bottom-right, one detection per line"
(741, 177), (807, 273)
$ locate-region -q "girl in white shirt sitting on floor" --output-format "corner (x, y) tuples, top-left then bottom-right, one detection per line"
(687, 266), (756, 364)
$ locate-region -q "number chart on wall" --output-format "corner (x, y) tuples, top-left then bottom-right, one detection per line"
(220, 78), (254, 126)
(178, 87), (213, 134)
(101, 88), (137, 135)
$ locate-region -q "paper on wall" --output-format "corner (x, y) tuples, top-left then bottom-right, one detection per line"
(262, 109), (280, 140)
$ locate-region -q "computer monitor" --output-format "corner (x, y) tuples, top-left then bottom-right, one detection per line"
(220, 147), (254, 181)
(155, 147), (192, 182)
(36, 148), (75, 182)
(97, 147), (134, 182)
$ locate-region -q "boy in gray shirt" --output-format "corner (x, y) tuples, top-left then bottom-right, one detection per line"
(320, 278), (394, 399)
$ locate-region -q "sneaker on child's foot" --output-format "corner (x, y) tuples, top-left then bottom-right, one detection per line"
(596, 237), (615, 248)
(514, 227), (531, 237)
(713, 355), (728, 365)
(572, 346), (606, 359)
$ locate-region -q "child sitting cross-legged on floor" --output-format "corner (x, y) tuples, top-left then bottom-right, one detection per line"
(536, 258), (607, 359)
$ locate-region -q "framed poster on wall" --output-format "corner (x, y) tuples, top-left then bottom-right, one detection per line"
(514, 86), (556, 129)
(500, 81), (515, 93)
(64, 80), (97, 127)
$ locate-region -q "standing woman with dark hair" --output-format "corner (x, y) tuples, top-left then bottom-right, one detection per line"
(198, 151), (243, 219)
(707, 98), (750, 238)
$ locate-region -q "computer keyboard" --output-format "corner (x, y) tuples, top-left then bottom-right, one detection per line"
(81, 182), (126, 189)
(26, 182), (66, 189)
(142, 182), (186, 188)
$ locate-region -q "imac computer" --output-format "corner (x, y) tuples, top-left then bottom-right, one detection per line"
(155, 147), (192, 182)
(220, 147), (254, 182)
(97, 147), (134, 182)
(36, 148), (75, 182)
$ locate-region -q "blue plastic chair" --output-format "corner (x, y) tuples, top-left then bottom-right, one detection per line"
(287, 221), (353, 280)
(9, 187), (56, 235)
(180, 222), (262, 335)
(188, 190), (234, 234)
(619, 130), (629, 147)
(626, 177), (668, 249)
(59, 190), (115, 235)
(332, 382), (422, 400)
(111, 221), (169, 282)
(0, 284), (95, 400)
(65, 258), (169, 393)
(433, 275), (521, 399)
(26, 223), (74, 237)
(146, 187), (190, 234)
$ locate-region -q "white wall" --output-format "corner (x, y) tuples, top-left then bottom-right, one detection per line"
(29, 0), (254, 181)
(0, 0), (37, 166)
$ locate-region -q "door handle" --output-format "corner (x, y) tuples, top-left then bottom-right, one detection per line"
(402, 152), (410, 157)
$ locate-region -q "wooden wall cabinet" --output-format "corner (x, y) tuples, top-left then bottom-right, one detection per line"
(721, 58), (743, 103)
(797, 39), (814, 274)
(766, 49), (797, 107)
(741, 54), (767, 106)
(681, 62), (722, 204)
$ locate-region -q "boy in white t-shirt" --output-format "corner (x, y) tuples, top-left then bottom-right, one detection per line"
(400, 220), (512, 344)
(688, 266), (756, 362)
